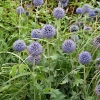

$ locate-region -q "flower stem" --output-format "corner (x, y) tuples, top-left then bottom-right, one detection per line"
(47, 41), (51, 89)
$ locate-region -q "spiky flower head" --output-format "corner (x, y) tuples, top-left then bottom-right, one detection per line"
(16, 6), (24, 14)
(93, 36), (100, 50)
(59, 0), (69, 7)
(53, 7), (65, 19)
(28, 42), (43, 56)
(59, 2), (68, 7)
(41, 24), (56, 38)
(95, 58), (100, 67)
(94, 8), (100, 14)
(62, 39), (76, 53)
(88, 10), (96, 17)
(13, 40), (26, 52)
(76, 7), (82, 14)
(31, 29), (42, 39)
(33, 0), (44, 6)
(70, 25), (79, 32)
(82, 4), (91, 14)
(95, 84), (100, 97)
(84, 26), (92, 31)
(28, 55), (41, 64)
(71, 35), (79, 42)
(78, 51), (91, 65)
(25, 11), (30, 16)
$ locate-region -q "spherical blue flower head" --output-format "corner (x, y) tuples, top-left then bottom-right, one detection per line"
(71, 35), (79, 42)
(33, 0), (44, 6)
(13, 40), (26, 52)
(95, 58), (100, 67)
(78, 51), (91, 65)
(76, 7), (82, 14)
(93, 36), (100, 50)
(59, 0), (69, 7)
(16, 6), (24, 14)
(59, 0), (68, 3)
(70, 25), (79, 32)
(94, 8), (100, 14)
(25, 11), (30, 16)
(28, 55), (41, 64)
(84, 26), (92, 31)
(53, 7), (65, 19)
(95, 84), (100, 97)
(31, 29), (42, 39)
(62, 39), (76, 53)
(28, 42), (43, 56)
(41, 24), (56, 38)
(88, 10), (97, 17)
(59, 2), (68, 7)
(82, 4), (91, 14)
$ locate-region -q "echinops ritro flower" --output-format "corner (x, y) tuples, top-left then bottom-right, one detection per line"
(81, 4), (91, 14)
(62, 39), (76, 53)
(88, 10), (96, 17)
(28, 42), (43, 56)
(41, 24), (56, 38)
(95, 84), (100, 97)
(28, 55), (41, 64)
(78, 51), (91, 65)
(95, 58), (100, 67)
(59, 0), (69, 7)
(70, 25), (79, 32)
(31, 29), (42, 39)
(13, 40), (26, 52)
(33, 0), (44, 6)
(84, 26), (92, 31)
(16, 6), (24, 14)
(93, 36), (100, 50)
(76, 7), (82, 14)
(53, 7), (65, 19)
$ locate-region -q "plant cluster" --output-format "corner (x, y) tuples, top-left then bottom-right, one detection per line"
(0, 0), (100, 100)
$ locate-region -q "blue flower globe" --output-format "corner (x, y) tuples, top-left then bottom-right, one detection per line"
(78, 51), (91, 65)
(13, 40), (26, 52)
(62, 39), (76, 53)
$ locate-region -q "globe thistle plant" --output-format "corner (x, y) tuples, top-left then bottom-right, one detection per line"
(28, 55), (41, 64)
(59, 2), (68, 7)
(13, 40), (26, 52)
(88, 10), (96, 17)
(25, 11), (30, 16)
(78, 51), (91, 65)
(76, 7), (82, 14)
(95, 84), (100, 97)
(94, 8), (100, 14)
(16, 6), (24, 14)
(62, 39), (76, 53)
(31, 29), (42, 39)
(41, 24), (56, 38)
(70, 25), (79, 32)
(81, 4), (91, 14)
(53, 7), (65, 19)
(59, 0), (69, 7)
(93, 36), (100, 50)
(28, 42), (43, 56)
(84, 26), (92, 31)
(95, 58), (100, 67)
(33, 0), (44, 6)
